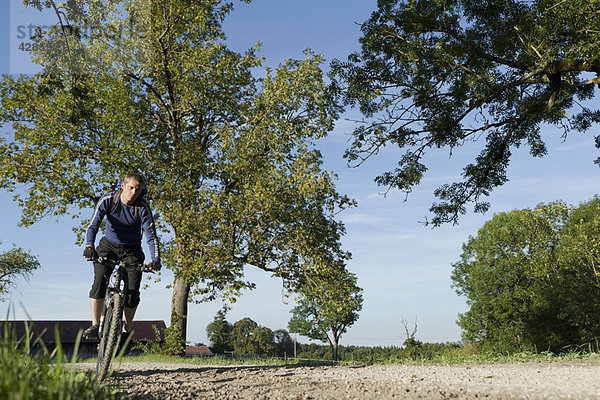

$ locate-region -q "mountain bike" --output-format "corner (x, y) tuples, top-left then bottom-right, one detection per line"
(94, 256), (152, 381)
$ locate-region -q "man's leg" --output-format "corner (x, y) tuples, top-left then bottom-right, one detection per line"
(83, 298), (104, 340)
(121, 275), (140, 353)
(123, 306), (137, 332)
(85, 251), (113, 340)
(90, 298), (104, 326)
(121, 244), (144, 334)
(122, 270), (142, 333)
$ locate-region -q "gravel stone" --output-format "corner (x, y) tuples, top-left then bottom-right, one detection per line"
(72, 361), (600, 399)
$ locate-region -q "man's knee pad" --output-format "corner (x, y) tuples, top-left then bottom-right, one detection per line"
(125, 290), (140, 308)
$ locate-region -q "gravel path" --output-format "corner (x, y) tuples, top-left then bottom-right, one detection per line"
(75, 361), (600, 399)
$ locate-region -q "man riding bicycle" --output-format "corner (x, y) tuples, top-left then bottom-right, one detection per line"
(82, 172), (161, 343)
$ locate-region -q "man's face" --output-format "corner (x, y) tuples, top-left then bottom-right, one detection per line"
(121, 178), (142, 206)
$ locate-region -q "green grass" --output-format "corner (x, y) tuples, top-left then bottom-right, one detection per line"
(388, 348), (600, 365)
(98, 343), (600, 368)
(88, 340), (600, 370)
(94, 350), (600, 369)
(0, 322), (120, 400)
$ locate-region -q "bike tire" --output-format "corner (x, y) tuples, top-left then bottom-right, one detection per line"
(95, 300), (112, 380)
(96, 292), (124, 381)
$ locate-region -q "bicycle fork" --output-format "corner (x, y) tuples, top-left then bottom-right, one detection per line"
(98, 287), (116, 340)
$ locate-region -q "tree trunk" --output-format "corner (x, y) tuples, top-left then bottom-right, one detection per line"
(170, 274), (190, 356)
(331, 341), (338, 361)
(329, 328), (340, 361)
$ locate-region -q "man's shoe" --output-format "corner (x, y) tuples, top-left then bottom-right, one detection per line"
(83, 324), (99, 340)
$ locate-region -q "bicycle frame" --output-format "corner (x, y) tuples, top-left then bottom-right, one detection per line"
(98, 263), (125, 335)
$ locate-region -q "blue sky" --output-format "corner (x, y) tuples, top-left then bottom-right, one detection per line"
(0, 0), (599, 347)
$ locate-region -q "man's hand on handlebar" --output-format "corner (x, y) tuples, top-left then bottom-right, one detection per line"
(84, 249), (159, 272)
(83, 245), (98, 261)
(150, 260), (161, 272)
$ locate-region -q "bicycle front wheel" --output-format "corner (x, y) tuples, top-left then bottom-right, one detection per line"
(95, 293), (124, 381)
(95, 299), (112, 380)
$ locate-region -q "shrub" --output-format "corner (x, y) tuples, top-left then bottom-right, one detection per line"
(133, 324), (186, 356)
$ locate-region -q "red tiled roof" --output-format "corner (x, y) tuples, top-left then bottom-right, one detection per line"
(4, 320), (167, 343)
(186, 345), (213, 356)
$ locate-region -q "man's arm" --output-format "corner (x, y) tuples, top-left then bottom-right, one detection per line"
(140, 200), (161, 263)
(85, 193), (111, 247)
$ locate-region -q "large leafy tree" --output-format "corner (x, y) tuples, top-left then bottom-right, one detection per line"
(451, 203), (566, 352)
(0, 0), (352, 353)
(288, 266), (363, 361)
(0, 242), (40, 301)
(332, 0), (600, 225)
(452, 199), (600, 352)
(554, 198), (600, 345)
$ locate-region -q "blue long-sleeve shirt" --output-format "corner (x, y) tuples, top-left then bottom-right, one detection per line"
(85, 190), (161, 262)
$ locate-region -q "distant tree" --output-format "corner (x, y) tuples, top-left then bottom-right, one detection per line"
(251, 325), (276, 356)
(232, 318), (259, 355)
(400, 316), (424, 360)
(230, 317), (276, 356)
(206, 310), (233, 353)
(294, 342), (330, 360)
(288, 267), (363, 361)
(294, 341), (461, 363)
(332, 0), (600, 225)
(452, 199), (600, 352)
(0, 242), (40, 301)
(273, 329), (294, 358)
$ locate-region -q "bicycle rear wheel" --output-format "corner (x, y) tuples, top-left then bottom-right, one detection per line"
(95, 292), (124, 381)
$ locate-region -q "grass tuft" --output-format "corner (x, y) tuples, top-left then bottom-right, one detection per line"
(0, 320), (120, 400)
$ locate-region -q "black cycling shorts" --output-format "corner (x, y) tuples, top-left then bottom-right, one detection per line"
(89, 237), (144, 308)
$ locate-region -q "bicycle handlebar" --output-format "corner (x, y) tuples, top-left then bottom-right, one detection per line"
(93, 256), (154, 273)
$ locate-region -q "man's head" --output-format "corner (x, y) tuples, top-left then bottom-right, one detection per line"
(120, 172), (145, 206)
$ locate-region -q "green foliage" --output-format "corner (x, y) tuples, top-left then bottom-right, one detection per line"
(161, 325), (187, 357)
(554, 199), (600, 344)
(232, 317), (258, 355)
(331, 0), (600, 225)
(133, 324), (186, 357)
(206, 310), (233, 353)
(116, 352), (308, 366)
(132, 325), (163, 355)
(452, 198), (600, 353)
(0, 241), (40, 300)
(205, 314), (294, 357)
(400, 317), (425, 360)
(273, 329), (294, 357)
(101, 341), (600, 365)
(250, 325), (276, 356)
(231, 317), (276, 356)
(297, 341), (600, 365)
(0, 322), (118, 400)
(294, 341), (463, 364)
(288, 266), (363, 360)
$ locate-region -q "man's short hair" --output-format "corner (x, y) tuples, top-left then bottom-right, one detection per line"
(125, 172), (144, 185)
